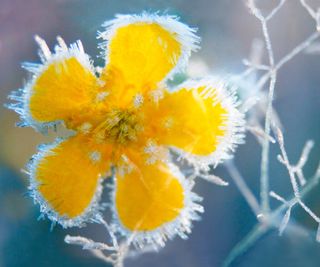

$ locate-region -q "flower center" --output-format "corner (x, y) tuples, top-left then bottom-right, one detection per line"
(94, 109), (142, 145)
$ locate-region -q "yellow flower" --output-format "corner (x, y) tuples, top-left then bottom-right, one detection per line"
(10, 14), (244, 246)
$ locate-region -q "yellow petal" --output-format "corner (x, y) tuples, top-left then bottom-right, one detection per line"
(142, 79), (245, 166)
(30, 134), (112, 227)
(99, 14), (199, 107)
(114, 150), (203, 246)
(22, 38), (106, 131)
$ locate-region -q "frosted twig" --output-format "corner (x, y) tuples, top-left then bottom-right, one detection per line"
(293, 140), (314, 185)
(260, 69), (276, 213)
(248, 0), (284, 214)
(265, 0), (287, 21)
(246, 125), (276, 145)
(256, 31), (320, 90)
(247, 0), (320, 215)
(269, 191), (287, 204)
(270, 129), (320, 236)
(276, 128), (301, 198)
(273, 162), (320, 216)
(295, 140), (314, 170)
(224, 1), (320, 265)
(97, 215), (119, 249)
(276, 32), (320, 70)
(297, 199), (320, 223)
(224, 163), (320, 266)
(64, 235), (117, 251)
(199, 173), (229, 186)
(189, 167), (229, 186)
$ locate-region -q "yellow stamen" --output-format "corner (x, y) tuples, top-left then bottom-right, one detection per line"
(93, 109), (142, 145)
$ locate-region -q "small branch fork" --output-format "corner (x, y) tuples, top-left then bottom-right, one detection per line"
(229, 0), (320, 220)
(224, 0), (320, 266)
(270, 128), (320, 238)
(187, 166), (229, 186)
(64, 216), (137, 267)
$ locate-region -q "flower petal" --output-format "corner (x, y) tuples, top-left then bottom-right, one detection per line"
(29, 134), (113, 227)
(113, 151), (202, 247)
(10, 37), (106, 132)
(143, 78), (245, 167)
(98, 13), (200, 107)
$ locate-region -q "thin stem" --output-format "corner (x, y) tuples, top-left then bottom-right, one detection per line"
(261, 20), (275, 67)
(249, 2), (278, 214)
(265, 0), (287, 21)
(300, 0), (317, 19)
(222, 223), (270, 267)
(276, 31), (320, 69)
(99, 216), (119, 249)
(225, 160), (261, 217)
(298, 200), (320, 223)
(256, 31), (320, 90)
(271, 163), (320, 218)
(260, 70), (276, 213)
(223, 165), (320, 267)
(276, 128), (301, 198)
(64, 235), (117, 251)
(295, 140), (314, 169)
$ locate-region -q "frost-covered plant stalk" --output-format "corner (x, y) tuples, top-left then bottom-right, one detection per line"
(8, 14), (245, 266)
(223, 1), (320, 266)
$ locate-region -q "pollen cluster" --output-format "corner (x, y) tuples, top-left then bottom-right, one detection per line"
(94, 109), (142, 145)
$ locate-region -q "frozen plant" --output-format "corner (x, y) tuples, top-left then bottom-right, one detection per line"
(7, 1), (320, 266)
(223, 0), (320, 266)
(8, 13), (245, 267)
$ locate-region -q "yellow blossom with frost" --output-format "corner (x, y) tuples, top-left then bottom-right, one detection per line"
(9, 14), (244, 247)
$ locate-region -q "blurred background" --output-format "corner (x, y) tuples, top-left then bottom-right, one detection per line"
(1, 0), (320, 266)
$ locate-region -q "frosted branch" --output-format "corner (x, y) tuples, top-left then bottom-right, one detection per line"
(276, 128), (301, 197)
(269, 191), (287, 204)
(64, 235), (117, 251)
(256, 31), (320, 90)
(247, 125), (276, 145)
(224, 1), (320, 265)
(247, 0), (285, 214)
(265, 0), (287, 21)
(189, 166), (229, 186)
(267, 128), (320, 238)
(200, 173), (229, 186)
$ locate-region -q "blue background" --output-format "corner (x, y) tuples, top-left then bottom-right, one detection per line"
(0, 0), (320, 266)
